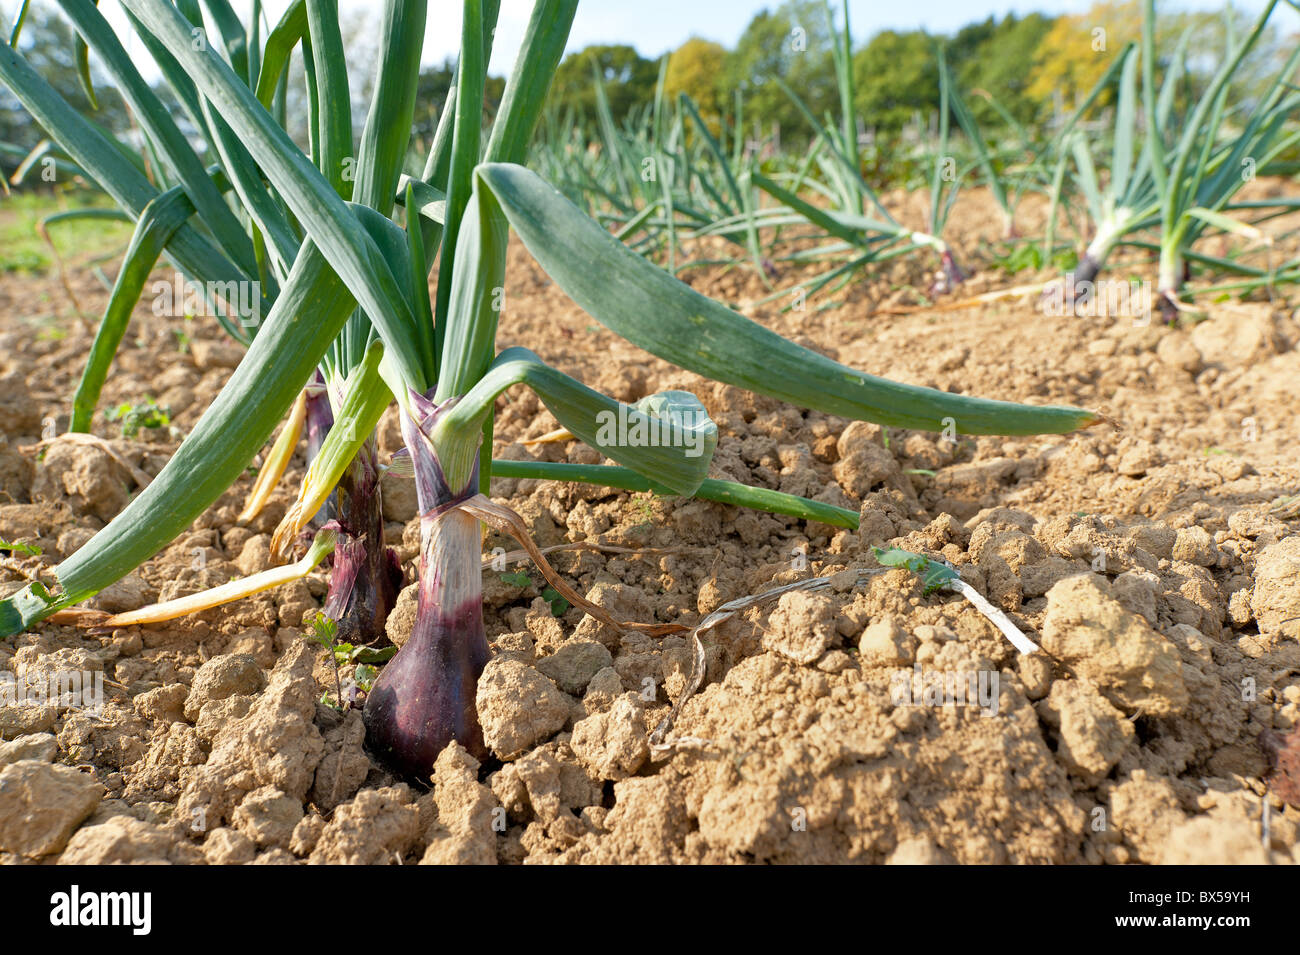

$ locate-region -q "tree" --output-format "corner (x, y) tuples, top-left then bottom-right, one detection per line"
(664, 37), (726, 123)
(721, 1), (837, 144)
(951, 14), (1056, 125)
(410, 59), (505, 154)
(1025, 1), (1142, 113)
(549, 44), (660, 125)
(1025, 1), (1285, 118)
(852, 30), (939, 131)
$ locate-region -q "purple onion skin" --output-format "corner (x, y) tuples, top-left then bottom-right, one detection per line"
(1073, 253), (1102, 288)
(1156, 261), (1193, 325)
(304, 373), (337, 524)
(363, 575), (488, 775)
(364, 399), (488, 779)
(941, 249), (967, 288)
(1040, 254), (1101, 315)
(1157, 293), (1180, 325)
(304, 372), (333, 461)
(324, 452), (403, 646)
(363, 508), (488, 777)
(931, 249), (967, 296)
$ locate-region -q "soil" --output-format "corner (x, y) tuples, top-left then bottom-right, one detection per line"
(0, 186), (1298, 865)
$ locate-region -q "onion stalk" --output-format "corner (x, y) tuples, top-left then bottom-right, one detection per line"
(324, 439), (403, 645)
(365, 398), (488, 772)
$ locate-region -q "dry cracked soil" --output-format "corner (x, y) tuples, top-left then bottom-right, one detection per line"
(0, 187), (1299, 864)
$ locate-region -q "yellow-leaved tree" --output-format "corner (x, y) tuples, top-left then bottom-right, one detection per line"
(1026, 0), (1143, 111)
(1027, 1), (1283, 116)
(664, 37), (727, 128)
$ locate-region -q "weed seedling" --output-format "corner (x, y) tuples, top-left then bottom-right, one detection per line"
(106, 399), (170, 438)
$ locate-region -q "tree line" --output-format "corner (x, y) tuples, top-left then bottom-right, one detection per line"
(3, 1), (1292, 178)
(548, 0), (1293, 141)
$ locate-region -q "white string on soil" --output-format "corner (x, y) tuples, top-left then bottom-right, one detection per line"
(943, 578), (1040, 655)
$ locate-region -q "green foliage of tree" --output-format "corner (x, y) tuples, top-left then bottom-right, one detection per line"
(411, 59), (505, 151)
(851, 14), (1056, 133)
(951, 14), (1056, 125)
(852, 29), (938, 132)
(550, 44), (660, 126)
(721, 0), (837, 144)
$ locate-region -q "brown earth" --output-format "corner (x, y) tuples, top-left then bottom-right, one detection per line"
(0, 187), (1298, 864)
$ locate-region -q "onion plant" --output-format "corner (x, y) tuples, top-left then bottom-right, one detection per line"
(533, 66), (770, 280)
(1063, 0), (1300, 319)
(729, 3), (970, 300)
(1, 0), (1098, 779)
(1063, 40), (1161, 292)
(1143, 0), (1300, 317)
(14, 0), (404, 643)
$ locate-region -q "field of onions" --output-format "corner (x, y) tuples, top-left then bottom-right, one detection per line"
(0, 0), (1297, 881)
